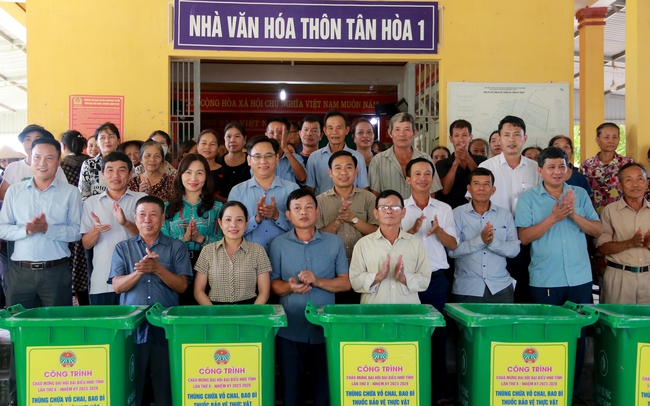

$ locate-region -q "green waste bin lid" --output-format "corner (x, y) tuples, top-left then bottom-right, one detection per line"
(0, 305), (148, 330)
(305, 302), (445, 328)
(444, 302), (598, 328)
(588, 304), (650, 328)
(146, 303), (287, 328)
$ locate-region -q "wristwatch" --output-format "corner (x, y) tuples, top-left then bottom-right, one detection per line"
(351, 216), (359, 224)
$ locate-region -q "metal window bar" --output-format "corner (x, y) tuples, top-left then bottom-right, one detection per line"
(170, 60), (201, 165)
(413, 63), (439, 155)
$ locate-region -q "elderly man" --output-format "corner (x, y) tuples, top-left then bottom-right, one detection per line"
(109, 195), (192, 406)
(596, 163), (650, 304)
(450, 168), (520, 303)
(270, 188), (349, 406)
(306, 110), (369, 195)
(350, 190), (431, 304)
(368, 113), (442, 198)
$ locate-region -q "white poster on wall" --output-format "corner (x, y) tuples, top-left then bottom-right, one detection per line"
(447, 82), (570, 148)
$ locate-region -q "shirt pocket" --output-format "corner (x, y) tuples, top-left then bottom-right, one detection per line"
(494, 226), (508, 242)
(47, 200), (71, 226)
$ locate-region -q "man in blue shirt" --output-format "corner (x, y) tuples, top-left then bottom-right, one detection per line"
(270, 189), (350, 406)
(515, 147), (602, 402)
(109, 195), (192, 406)
(450, 168), (520, 302)
(0, 137), (82, 308)
(265, 117), (307, 184)
(229, 135), (299, 252)
(306, 109), (369, 195)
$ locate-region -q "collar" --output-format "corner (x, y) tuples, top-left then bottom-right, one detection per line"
(405, 195), (439, 210)
(616, 197), (650, 211)
(538, 182), (568, 198)
(287, 228), (323, 243)
(325, 187), (362, 198)
(466, 201), (497, 215)
(99, 189), (137, 201)
(27, 176), (60, 191)
(370, 227), (410, 242)
(497, 153), (529, 169)
(135, 232), (167, 248)
(214, 238), (250, 254)
(248, 175), (282, 189)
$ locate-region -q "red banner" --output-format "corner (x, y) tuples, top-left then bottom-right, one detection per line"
(180, 92), (397, 115)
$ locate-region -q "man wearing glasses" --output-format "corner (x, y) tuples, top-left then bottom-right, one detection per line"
(349, 189), (431, 304)
(229, 135), (299, 253)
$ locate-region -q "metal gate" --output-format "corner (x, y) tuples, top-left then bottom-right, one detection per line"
(407, 62), (440, 155)
(170, 60), (201, 163)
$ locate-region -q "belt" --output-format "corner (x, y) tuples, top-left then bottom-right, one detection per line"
(606, 260), (649, 273)
(16, 258), (69, 270)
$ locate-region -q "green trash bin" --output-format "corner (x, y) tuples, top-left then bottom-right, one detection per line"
(0, 304), (147, 406)
(444, 302), (597, 406)
(146, 303), (287, 406)
(589, 304), (650, 406)
(304, 302), (445, 406)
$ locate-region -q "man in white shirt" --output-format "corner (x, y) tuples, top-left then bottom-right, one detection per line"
(477, 116), (540, 303)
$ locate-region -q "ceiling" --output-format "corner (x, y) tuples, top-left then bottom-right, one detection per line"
(0, 3), (26, 112)
(574, 0), (626, 95)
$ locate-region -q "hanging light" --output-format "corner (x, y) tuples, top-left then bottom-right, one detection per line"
(609, 62), (617, 92)
(279, 87), (287, 101)
(370, 117), (378, 125)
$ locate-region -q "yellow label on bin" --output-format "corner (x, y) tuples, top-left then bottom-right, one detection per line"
(182, 343), (261, 406)
(26, 345), (110, 406)
(635, 343), (650, 406)
(340, 342), (419, 406)
(490, 342), (568, 406)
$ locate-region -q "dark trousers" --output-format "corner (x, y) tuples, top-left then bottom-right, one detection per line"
(277, 336), (329, 406)
(418, 271), (449, 402)
(530, 282), (592, 394)
(6, 260), (72, 307)
(454, 284), (515, 303)
(136, 334), (172, 406)
(89, 292), (121, 305)
(507, 243), (531, 303)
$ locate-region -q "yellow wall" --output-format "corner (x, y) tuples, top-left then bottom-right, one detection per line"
(28, 0), (575, 142)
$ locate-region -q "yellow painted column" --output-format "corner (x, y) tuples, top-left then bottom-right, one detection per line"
(625, 0), (650, 163)
(576, 7), (607, 162)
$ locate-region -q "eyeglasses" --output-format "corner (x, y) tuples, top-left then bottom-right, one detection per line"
(249, 153), (276, 161)
(98, 134), (118, 141)
(377, 205), (403, 212)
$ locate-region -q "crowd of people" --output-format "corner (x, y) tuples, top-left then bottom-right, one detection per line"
(0, 111), (649, 406)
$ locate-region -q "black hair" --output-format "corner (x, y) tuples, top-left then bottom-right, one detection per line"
(618, 162), (648, 181)
(328, 150), (357, 169)
(352, 117), (374, 135)
(469, 138), (489, 152)
(94, 122), (121, 142)
(289, 121), (300, 131)
(286, 188), (318, 209)
(324, 109), (349, 127)
(522, 146), (543, 157)
(117, 140), (144, 155)
(301, 115), (321, 128)
(468, 167), (495, 185)
(375, 189), (404, 209)
(372, 141), (387, 152)
(165, 154), (215, 220)
(136, 195), (165, 213)
(60, 130), (87, 155)
(537, 147), (568, 168)
(102, 151), (133, 172)
(548, 135), (574, 153)
(596, 122), (620, 137)
(149, 130), (173, 163)
(266, 117), (290, 133)
(431, 146), (451, 159)
(31, 137), (61, 155)
(224, 122), (246, 137)
(246, 135), (279, 154)
(219, 201), (249, 221)
(18, 124), (55, 143)
(406, 157), (435, 177)
(488, 131), (499, 143)
(197, 129), (221, 146)
(179, 140), (196, 158)
(449, 119), (472, 136)
(498, 116), (526, 134)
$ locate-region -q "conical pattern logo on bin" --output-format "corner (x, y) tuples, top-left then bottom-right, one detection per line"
(522, 347), (538, 364)
(371, 347), (388, 363)
(214, 348), (231, 365)
(59, 351), (77, 368)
